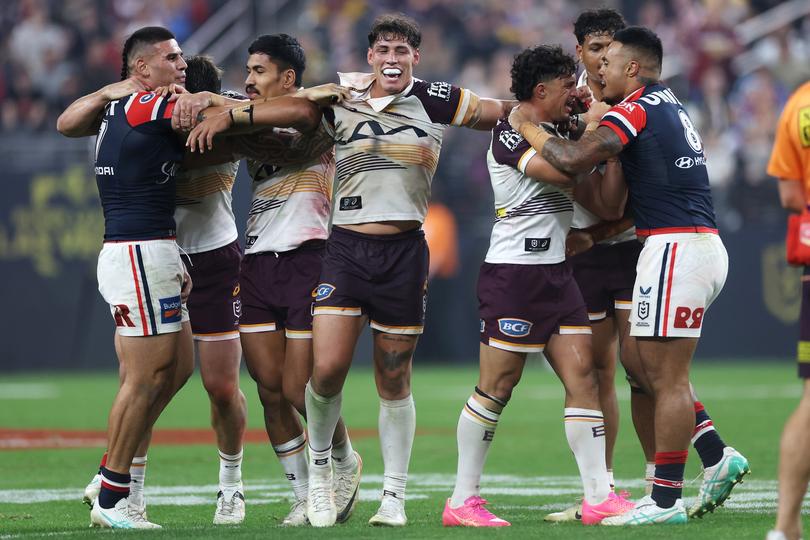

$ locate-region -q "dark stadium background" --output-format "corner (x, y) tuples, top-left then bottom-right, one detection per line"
(1, 0), (808, 370)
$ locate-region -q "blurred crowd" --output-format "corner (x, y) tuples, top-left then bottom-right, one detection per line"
(2, 0), (810, 230)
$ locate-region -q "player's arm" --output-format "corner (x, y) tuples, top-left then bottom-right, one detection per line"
(467, 98), (518, 131)
(574, 159), (627, 221)
(522, 153), (577, 187)
(565, 216), (635, 257)
(56, 78), (146, 137)
(777, 179), (805, 214)
(171, 91), (247, 131)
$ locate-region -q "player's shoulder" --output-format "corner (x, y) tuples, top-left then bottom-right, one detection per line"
(124, 91), (172, 127)
(408, 79), (455, 101)
(490, 118), (532, 166)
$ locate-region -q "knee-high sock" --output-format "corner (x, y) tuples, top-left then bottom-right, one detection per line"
(379, 395), (415, 500)
(450, 396), (501, 507)
(564, 408), (611, 505)
(692, 401), (726, 468)
(273, 434), (308, 501)
(305, 382), (342, 470)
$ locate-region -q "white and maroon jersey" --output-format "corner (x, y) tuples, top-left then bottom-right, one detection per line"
(323, 72), (480, 225)
(243, 124), (335, 254)
(572, 70), (635, 244)
(484, 120), (573, 264)
(174, 161), (239, 254)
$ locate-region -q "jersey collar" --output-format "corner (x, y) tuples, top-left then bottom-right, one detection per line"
(337, 71), (416, 112)
(620, 86), (646, 103)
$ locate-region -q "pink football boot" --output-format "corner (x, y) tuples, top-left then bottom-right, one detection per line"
(581, 491), (635, 525)
(442, 496), (511, 527)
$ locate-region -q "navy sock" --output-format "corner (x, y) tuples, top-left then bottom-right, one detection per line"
(651, 451), (687, 509)
(692, 401), (726, 468)
(98, 466), (130, 509)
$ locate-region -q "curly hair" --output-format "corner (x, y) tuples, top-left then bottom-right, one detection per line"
(120, 26), (176, 80)
(368, 13), (421, 49)
(573, 9), (626, 45)
(184, 55), (222, 94)
(248, 34), (306, 86)
(510, 45), (577, 101)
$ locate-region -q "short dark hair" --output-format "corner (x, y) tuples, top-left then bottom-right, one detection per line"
(573, 9), (626, 45)
(121, 26), (176, 80)
(510, 45), (578, 101)
(248, 34), (306, 86)
(184, 55), (222, 94)
(612, 26), (663, 71)
(367, 13), (421, 49)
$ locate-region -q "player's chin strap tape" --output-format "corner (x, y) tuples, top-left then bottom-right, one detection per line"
(229, 104), (254, 126)
(475, 386), (508, 407)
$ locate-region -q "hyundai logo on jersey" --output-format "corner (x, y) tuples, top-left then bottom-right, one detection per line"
(675, 156), (694, 169)
(160, 295), (182, 323)
(498, 318), (533, 337)
(314, 283), (336, 301)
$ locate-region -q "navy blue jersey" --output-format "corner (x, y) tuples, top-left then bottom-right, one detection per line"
(599, 84), (717, 236)
(94, 92), (183, 241)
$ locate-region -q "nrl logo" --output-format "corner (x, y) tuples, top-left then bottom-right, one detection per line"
(638, 301), (650, 320)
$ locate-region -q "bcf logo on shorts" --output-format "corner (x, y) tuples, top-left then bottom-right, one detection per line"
(313, 283), (336, 302)
(498, 318), (532, 337)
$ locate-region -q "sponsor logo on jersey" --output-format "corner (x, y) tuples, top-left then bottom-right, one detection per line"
(139, 93), (155, 104)
(799, 106), (810, 148)
(637, 301), (650, 320)
(674, 155), (707, 169)
(94, 166), (115, 175)
(638, 88), (682, 107)
(314, 283), (336, 301)
(427, 81), (452, 101)
(232, 284), (240, 297)
(345, 120), (428, 143)
(113, 304), (135, 328)
(497, 318), (532, 337)
(499, 129), (524, 152)
(160, 295), (182, 324)
(480, 319), (485, 333)
(524, 238), (550, 252)
(339, 196), (362, 211)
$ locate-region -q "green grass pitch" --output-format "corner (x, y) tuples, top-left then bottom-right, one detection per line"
(0, 361), (804, 538)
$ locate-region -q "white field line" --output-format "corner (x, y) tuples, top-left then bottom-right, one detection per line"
(0, 474), (798, 514)
(0, 384), (59, 400)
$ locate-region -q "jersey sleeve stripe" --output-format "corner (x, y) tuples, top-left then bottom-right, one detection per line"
(451, 88), (471, 126)
(599, 120), (629, 145)
(603, 111), (637, 136)
(150, 96), (165, 121)
(517, 148), (536, 173)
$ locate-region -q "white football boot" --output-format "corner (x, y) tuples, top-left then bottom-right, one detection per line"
(368, 494), (407, 527)
(281, 498), (308, 527)
(213, 489), (245, 525)
(307, 465), (336, 527)
(334, 451), (362, 523)
(90, 497), (161, 529)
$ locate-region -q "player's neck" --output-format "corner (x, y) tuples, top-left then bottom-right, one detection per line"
(524, 99), (553, 125)
(586, 76), (603, 102)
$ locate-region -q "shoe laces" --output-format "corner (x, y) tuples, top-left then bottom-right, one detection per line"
(310, 483), (333, 512)
(287, 498), (307, 517)
(125, 505), (148, 523)
(217, 491), (242, 515)
(377, 496), (403, 518)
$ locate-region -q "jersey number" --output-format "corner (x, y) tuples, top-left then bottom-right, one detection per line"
(678, 109), (703, 153)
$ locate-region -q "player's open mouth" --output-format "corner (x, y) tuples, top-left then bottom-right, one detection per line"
(246, 88), (259, 98)
(382, 68), (402, 81)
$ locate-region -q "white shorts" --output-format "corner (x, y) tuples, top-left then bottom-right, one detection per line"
(97, 239), (188, 337)
(629, 233), (727, 338)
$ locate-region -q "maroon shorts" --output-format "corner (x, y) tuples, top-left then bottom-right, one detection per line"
(478, 261), (590, 353)
(313, 227), (429, 335)
(186, 240), (242, 340)
(239, 241), (325, 339)
(799, 267), (810, 378)
(569, 240), (642, 322)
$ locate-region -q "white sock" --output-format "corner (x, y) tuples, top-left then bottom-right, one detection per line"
(645, 462), (655, 495)
(273, 434), (308, 501)
(450, 396), (501, 507)
(218, 449), (243, 493)
(305, 381), (342, 470)
(564, 408), (611, 505)
(129, 455), (147, 508)
(379, 395), (415, 500)
(332, 435), (358, 472)
(607, 469), (615, 491)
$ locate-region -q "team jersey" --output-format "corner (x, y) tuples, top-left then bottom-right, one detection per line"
(94, 91), (183, 241)
(484, 119), (573, 264)
(571, 70), (635, 244)
(244, 123), (335, 254)
(767, 81), (810, 189)
(323, 72), (480, 225)
(174, 162), (239, 254)
(599, 84), (717, 236)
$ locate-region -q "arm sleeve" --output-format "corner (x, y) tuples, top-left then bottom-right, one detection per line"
(410, 81), (481, 126)
(599, 101), (647, 146)
(126, 92), (175, 131)
(491, 122), (535, 173)
(767, 98), (802, 181)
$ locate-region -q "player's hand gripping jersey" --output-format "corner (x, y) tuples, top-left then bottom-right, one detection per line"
(485, 120), (573, 264)
(323, 72), (480, 225)
(598, 84), (717, 236)
(94, 91), (183, 241)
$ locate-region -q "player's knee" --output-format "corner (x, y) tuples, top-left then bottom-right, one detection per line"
(203, 378), (240, 406)
(377, 371), (411, 400)
(282, 381), (305, 414)
(473, 385), (509, 412)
